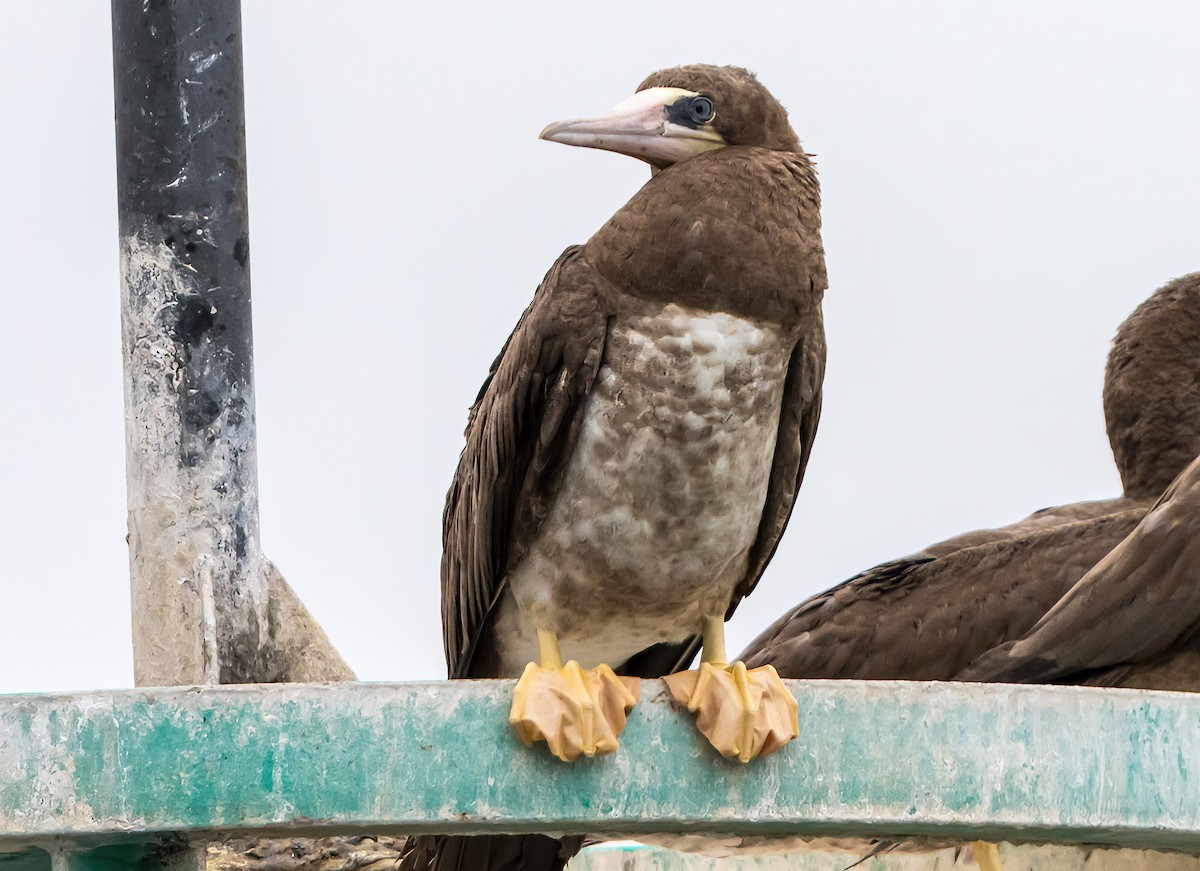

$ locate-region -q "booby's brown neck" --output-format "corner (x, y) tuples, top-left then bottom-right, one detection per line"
(1104, 272), (1200, 499)
(584, 146), (825, 328)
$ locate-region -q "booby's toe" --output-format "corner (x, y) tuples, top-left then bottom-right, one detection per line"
(509, 660), (640, 762)
(664, 661), (798, 763)
(969, 841), (1005, 871)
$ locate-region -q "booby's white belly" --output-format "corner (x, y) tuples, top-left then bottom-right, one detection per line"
(494, 302), (794, 676)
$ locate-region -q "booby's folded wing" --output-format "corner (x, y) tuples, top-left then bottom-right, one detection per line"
(739, 505), (1148, 680)
(740, 310), (827, 602)
(441, 246), (610, 679)
(958, 453), (1200, 686)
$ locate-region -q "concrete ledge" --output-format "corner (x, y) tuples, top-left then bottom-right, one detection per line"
(1, 680), (1199, 851)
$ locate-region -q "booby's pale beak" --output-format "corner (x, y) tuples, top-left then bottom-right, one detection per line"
(540, 87), (726, 168)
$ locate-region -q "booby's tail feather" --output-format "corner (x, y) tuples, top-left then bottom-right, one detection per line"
(398, 834), (583, 871)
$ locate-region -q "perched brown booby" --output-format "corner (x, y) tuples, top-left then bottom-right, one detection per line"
(740, 272), (1200, 681)
(401, 65), (825, 871)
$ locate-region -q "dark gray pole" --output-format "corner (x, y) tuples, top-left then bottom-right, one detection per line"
(112, 0), (352, 686)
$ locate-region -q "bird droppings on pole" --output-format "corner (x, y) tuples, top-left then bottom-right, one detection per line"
(112, 0), (352, 687)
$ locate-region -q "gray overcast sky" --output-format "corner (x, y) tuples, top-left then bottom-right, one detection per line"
(2, 2), (1199, 693)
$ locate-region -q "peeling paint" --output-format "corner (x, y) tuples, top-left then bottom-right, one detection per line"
(190, 51), (220, 73)
(120, 235), (268, 686)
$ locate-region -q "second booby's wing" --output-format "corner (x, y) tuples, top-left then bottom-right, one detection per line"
(741, 501), (1148, 679)
(959, 453), (1200, 687)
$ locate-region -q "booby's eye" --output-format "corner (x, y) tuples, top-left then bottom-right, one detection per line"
(688, 96), (715, 124)
(665, 94), (718, 130)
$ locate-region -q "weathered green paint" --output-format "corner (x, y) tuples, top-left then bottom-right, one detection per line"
(2, 680), (1200, 852)
(0, 850), (49, 871)
(56, 844), (155, 871)
(0, 843), (201, 871)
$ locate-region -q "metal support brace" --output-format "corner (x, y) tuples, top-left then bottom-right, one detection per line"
(3, 680), (1200, 868)
(113, 0), (263, 687)
(111, 0), (352, 690)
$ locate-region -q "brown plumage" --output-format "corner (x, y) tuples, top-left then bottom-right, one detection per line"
(742, 272), (1200, 681)
(1106, 273), (1200, 500)
(958, 452), (1200, 687)
(403, 65), (825, 871)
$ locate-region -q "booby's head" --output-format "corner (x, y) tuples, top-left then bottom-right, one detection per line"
(1104, 272), (1200, 499)
(540, 64), (800, 170)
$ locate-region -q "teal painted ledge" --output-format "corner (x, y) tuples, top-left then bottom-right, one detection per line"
(1, 680), (1199, 851)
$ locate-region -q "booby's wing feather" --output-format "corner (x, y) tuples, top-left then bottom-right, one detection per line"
(737, 312), (827, 606)
(399, 833), (582, 871)
(958, 454), (1200, 686)
(441, 246), (610, 679)
(739, 504), (1149, 679)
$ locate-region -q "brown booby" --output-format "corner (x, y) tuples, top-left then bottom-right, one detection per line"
(958, 275), (1200, 688)
(401, 64), (825, 871)
(741, 272), (1200, 681)
(707, 273), (1200, 871)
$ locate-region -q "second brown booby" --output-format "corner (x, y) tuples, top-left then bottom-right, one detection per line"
(959, 273), (1200, 687)
(402, 65), (825, 871)
(741, 272), (1200, 680)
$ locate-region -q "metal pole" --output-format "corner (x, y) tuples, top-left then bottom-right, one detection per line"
(112, 0), (352, 686)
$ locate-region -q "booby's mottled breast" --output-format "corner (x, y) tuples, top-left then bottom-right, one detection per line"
(742, 272), (1200, 682)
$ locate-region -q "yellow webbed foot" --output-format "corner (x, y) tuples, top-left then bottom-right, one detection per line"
(509, 659), (640, 762)
(663, 661), (798, 763)
(969, 842), (1005, 871)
